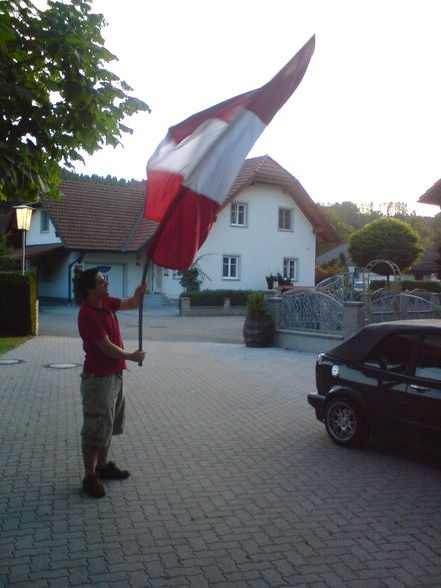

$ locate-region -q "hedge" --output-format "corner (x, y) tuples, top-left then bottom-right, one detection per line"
(0, 271), (37, 335)
(180, 289), (253, 307)
(370, 279), (441, 293)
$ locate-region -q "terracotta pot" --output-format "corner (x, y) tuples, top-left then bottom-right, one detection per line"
(243, 314), (275, 347)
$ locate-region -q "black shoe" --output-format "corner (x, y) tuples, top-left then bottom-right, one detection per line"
(96, 461), (130, 480)
(83, 473), (106, 498)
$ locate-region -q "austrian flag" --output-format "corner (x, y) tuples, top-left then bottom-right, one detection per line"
(144, 36), (315, 270)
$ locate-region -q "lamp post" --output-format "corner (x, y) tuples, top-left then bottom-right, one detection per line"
(14, 205), (33, 275)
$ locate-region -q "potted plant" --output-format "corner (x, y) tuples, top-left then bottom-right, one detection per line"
(276, 272), (292, 287)
(265, 273), (277, 289)
(243, 291), (275, 347)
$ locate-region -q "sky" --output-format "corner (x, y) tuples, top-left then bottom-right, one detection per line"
(74, 0), (441, 217)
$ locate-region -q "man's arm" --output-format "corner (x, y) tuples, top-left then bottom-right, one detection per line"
(119, 283), (148, 311)
(95, 335), (145, 363)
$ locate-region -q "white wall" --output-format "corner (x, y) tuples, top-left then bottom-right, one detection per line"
(36, 250), (144, 301)
(161, 183), (316, 298)
(27, 209), (62, 246)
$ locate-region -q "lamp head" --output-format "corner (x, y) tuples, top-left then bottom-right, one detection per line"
(14, 205), (33, 231)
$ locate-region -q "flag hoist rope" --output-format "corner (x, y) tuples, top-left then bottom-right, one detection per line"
(138, 253), (150, 366)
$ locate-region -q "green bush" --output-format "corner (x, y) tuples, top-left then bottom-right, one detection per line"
(369, 279), (441, 293)
(246, 291), (267, 317)
(401, 280), (441, 293)
(0, 272), (37, 335)
(180, 289), (252, 307)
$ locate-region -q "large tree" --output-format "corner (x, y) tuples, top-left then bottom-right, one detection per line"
(348, 217), (423, 275)
(0, 0), (150, 202)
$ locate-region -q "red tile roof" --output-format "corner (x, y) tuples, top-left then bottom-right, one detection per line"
(419, 179), (441, 206)
(224, 155), (340, 242)
(41, 156), (339, 251)
(43, 181), (157, 252)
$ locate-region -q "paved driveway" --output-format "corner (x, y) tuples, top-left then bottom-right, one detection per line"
(1, 306), (441, 586)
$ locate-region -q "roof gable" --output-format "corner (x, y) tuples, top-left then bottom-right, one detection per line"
(419, 178), (441, 206)
(223, 155), (339, 242)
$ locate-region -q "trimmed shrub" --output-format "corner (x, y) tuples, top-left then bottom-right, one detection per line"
(369, 279), (441, 293)
(0, 272), (37, 335)
(180, 289), (252, 307)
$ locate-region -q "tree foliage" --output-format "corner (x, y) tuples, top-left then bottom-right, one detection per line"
(348, 218), (423, 275)
(315, 255), (347, 285)
(0, 0), (150, 202)
(0, 235), (19, 270)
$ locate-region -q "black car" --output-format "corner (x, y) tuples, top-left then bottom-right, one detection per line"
(308, 319), (441, 448)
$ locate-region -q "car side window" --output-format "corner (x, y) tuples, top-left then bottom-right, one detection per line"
(363, 333), (415, 373)
(415, 334), (441, 381)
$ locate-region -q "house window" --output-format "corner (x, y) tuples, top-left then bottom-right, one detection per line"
(173, 270), (182, 280)
(278, 207), (293, 231)
(40, 210), (49, 233)
(222, 255), (239, 279)
(283, 258), (298, 281)
(230, 202), (248, 227)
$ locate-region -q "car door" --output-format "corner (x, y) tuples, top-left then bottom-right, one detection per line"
(404, 333), (441, 446)
(360, 332), (419, 439)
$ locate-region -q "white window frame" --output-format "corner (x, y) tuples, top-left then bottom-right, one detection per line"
(283, 257), (298, 281)
(222, 255), (240, 280)
(40, 210), (49, 233)
(278, 207), (293, 231)
(230, 202), (248, 227)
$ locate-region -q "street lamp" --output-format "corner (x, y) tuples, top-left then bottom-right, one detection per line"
(14, 205), (33, 275)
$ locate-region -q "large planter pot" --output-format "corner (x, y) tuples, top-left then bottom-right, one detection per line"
(243, 314), (275, 347)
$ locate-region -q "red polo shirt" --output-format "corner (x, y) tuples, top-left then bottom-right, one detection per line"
(78, 296), (127, 376)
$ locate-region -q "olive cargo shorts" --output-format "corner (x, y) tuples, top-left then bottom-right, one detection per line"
(80, 372), (125, 448)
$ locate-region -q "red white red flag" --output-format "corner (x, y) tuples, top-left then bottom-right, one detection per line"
(144, 36), (315, 269)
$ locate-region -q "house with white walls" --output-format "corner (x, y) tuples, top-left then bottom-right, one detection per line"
(7, 155), (338, 302)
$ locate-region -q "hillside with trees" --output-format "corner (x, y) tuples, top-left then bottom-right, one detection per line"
(318, 201), (439, 254)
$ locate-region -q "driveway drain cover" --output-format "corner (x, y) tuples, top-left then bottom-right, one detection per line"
(0, 358), (23, 365)
(45, 363), (81, 369)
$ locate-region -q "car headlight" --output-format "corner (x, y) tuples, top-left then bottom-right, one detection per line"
(331, 364), (340, 377)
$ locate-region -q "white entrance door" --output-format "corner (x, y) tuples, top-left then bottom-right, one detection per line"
(146, 263), (162, 293)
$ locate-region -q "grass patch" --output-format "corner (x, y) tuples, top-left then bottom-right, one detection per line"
(0, 336), (32, 355)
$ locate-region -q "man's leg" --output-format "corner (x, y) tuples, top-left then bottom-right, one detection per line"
(97, 443), (110, 469)
(95, 373), (130, 480)
(82, 441), (101, 476)
(81, 441), (106, 497)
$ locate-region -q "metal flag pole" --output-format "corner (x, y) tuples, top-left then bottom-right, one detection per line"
(138, 252), (150, 366)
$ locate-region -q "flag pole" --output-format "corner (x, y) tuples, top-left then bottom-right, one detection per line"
(138, 251), (149, 366)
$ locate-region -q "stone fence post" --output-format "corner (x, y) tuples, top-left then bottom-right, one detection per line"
(266, 295), (281, 327)
(181, 297), (191, 315)
(342, 301), (364, 340)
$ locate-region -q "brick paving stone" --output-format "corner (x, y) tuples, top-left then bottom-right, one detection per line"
(2, 316), (441, 586)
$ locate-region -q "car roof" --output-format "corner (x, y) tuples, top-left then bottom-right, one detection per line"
(325, 319), (441, 363)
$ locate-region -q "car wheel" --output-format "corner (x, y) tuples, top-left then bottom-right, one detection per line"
(324, 397), (368, 448)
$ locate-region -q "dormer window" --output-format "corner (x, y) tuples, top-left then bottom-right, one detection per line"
(40, 210), (49, 233)
(230, 202), (248, 227)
